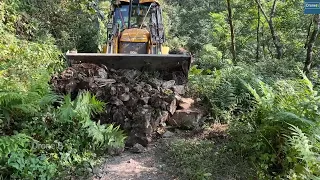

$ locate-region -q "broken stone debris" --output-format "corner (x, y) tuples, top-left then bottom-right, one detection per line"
(50, 63), (203, 147)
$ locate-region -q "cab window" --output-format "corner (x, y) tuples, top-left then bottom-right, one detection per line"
(114, 5), (129, 29)
(130, 5), (150, 28)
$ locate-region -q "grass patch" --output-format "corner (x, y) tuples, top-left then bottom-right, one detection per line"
(160, 137), (256, 180)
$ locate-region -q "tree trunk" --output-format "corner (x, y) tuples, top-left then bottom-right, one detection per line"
(255, 0), (283, 59)
(262, 25), (266, 58)
(269, 18), (282, 59)
(304, 14), (320, 74)
(227, 0), (236, 63)
(256, 0), (260, 61)
(305, 20), (313, 49)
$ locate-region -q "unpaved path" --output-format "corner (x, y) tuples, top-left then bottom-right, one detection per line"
(90, 125), (232, 180)
(92, 139), (177, 180)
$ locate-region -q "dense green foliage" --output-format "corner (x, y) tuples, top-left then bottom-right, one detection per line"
(189, 64), (320, 179)
(1, 0), (320, 179)
(2, 0), (110, 52)
(165, 0), (320, 179)
(0, 0), (125, 179)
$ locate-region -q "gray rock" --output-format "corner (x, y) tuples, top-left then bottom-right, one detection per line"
(94, 78), (116, 87)
(98, 68), (108, 79)
(92, 167), (101, 175)
(162, 80), (176, 89)
(167, 98), (177, 115)
(148, 78), (163, 89)
(65, 81), (77, 93)
(119, 93), (130, 102)
(131, 143), (145, 153)
(123, 69), (141, 81)
(134, 85), (143, 93)
(124, 86), (130, 93)
(144, 84), (153, 92)
(140, 97), (150, 105)
(159, 111), (169, 124)
(110, 97), (124, 106)
(162, 131), (175, 138)
(172, 85), (186, 95)
(167, 108), (204, 129)
(107, 147), (124, 155)
(110, 86), (117, 95)
(152, 111), (169, 129)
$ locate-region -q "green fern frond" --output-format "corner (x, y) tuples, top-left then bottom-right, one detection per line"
(57, 94), (75, 123)
(241, 79), (261, 104)
(299, 70), (313, 92)
(286, 124), (318, 171)
(0, 91), (25, 107)
(273, 112), (315, 126)
(57, 91), (125, 149)
(89, 95), (105, 114)
(39, 93), (62, 108)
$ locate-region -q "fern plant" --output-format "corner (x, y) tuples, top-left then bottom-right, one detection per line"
(236, 74), (320, 178)
(189, 65), (257, 123)
(57, 91), (126, 150)
(285, 125), (320, 180)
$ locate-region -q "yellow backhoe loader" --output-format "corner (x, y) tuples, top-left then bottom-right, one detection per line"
(66, 0), (191, 80)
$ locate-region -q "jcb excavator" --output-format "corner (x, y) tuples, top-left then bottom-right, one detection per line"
(66, 0), (191, 80)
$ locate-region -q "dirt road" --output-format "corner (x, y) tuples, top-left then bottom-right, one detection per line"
(92, 139), (177, 180)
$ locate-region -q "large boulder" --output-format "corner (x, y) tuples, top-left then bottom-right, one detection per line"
(167, 108), (204, 129)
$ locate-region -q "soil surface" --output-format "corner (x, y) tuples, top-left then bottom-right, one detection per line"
(92, 139), (178, 180)
(90, 124), (230, 180)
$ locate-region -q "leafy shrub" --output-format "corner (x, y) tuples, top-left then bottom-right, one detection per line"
(0, 134), (57, 179)
(0, 28), (62, 133)
(56, 92), (126, 151)
(196, 44), (231, 70)
(189, 60), (320, 179)
(0, 91), (125, 179)
(285, 125), (320, 180)
(8, 152), (57, 180)
(254, 58), (303, 81)
(0, 15), (125, 179)
(230, 74), (320, 179)
(2, 0), (108, 52)
(189, 64), (257, 123)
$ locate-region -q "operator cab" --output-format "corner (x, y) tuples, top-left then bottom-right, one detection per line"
(113, 2), (151, 30)
(106, 0), (165, 54)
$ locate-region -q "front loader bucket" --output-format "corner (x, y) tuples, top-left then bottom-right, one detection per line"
(65, 53), (192, 82)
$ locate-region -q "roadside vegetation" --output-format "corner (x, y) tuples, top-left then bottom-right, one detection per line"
(163, 0), (320, 179)
(1, 0), (320, 179)
(0, 0), (125, 179)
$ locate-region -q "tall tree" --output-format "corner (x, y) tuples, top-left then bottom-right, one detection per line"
(227, 0), (236, 63)
(255, 0), (283, 59)
(304, 14), (320, 74)
(256, 0), (260, 61)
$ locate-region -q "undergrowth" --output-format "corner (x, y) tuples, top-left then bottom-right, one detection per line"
(161, 138), (255, 180)
(0, 25), (125, 179)
(189, 58), (320, 179)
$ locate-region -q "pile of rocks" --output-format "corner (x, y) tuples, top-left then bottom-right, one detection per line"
(50, 63), (203, 147)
